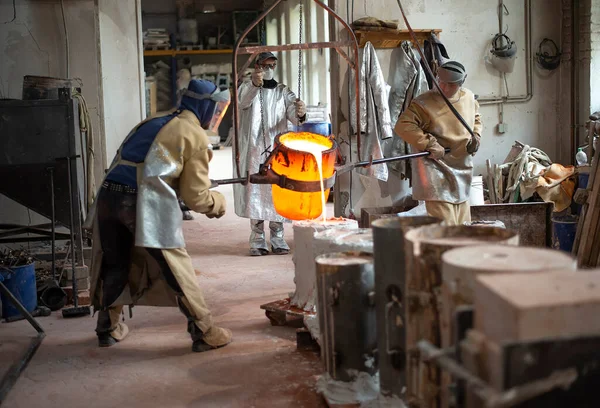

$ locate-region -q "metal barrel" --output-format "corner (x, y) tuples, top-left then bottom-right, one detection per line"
(316, 252), (376, 382)
(371, 216), (441, 398)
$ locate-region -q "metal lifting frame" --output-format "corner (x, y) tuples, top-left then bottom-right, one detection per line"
(231, 0), (361, 179)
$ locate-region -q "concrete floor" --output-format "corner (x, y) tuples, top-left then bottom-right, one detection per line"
(0, 147), (327, 408)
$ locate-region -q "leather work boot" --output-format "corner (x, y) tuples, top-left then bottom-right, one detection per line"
(192, 326), (233, 352)
(97, 322), (129, 347)
(178, 297), (233, 352)
(98, 333), (117, 347)
(96, 308), (129, 347)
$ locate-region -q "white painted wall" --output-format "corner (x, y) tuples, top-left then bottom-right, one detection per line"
(336, 0), (563, 175)
(329, 0), (563, 216)
(0, 0), (144, 228)
(97, 0), (145, 165)
(0, 0), (103, 225)
(266, 0), (331, 110)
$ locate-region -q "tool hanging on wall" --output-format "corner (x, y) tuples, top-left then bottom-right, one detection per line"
(490, 33), (518, 73)
(536, 38), (561, 71)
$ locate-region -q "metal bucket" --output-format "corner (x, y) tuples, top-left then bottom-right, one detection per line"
(316, 252), (376, 382)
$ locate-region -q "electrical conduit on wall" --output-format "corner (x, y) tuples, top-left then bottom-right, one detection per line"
(478, 0), (533, 106)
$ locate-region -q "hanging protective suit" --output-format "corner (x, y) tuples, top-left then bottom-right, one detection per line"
(384, 41), (429, 179)
(85, 79), (232, 352)
(420, 32), (450, 90)
(349, 41), (393, 182)
(232, 52), (306, 255)
(395, 62), (482, 225)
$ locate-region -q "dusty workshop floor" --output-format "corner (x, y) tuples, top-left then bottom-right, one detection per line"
(0, 147), (327, 408)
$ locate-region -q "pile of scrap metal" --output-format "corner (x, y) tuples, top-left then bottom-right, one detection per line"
(485, 141), (577, 212)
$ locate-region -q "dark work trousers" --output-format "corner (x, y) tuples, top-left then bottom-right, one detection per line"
(95, 183), (194, 336)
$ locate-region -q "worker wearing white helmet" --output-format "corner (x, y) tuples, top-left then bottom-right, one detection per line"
(395, 61), (482, 225)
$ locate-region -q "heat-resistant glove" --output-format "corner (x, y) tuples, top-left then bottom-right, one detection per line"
(426, 139), (446, 160)
(467, 133), (481, 155)
(295, 99), (306, 118)
(251, 69), (264, 87)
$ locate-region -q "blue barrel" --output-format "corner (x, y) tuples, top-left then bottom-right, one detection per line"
(294, 122), (332, 137)
(0, 262), (38, 319)
(552, 215), (578, 253)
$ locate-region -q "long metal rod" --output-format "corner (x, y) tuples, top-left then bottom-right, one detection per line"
(571, 0), (580, 164)
(232, 0), (362, 178)
(418, 340), (578, 408)
(236, 52), (259, 81)
(0, 281), (45, 404)
(0, 281), (45, 334)
(353, 150), (435, 168)
(212, 177), (247, 186)
(0, 235), (71, 244)
(211, 149), (445, 186)
(66, 157), (79, 307)
(49, 167), (56, 281)
(0, 334), (45, 404)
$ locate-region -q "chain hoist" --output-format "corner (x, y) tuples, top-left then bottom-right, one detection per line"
(258, 17), (269, 156)
(297, 1), (303, 100)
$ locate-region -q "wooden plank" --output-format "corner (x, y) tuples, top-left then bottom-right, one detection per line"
(354, 28), (442, 49)
(260, 298), (312, 327)
(474, 271), (600, 345)
(577, 143), (600, 267)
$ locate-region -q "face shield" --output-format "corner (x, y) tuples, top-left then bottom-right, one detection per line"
(182, 87), (231, 132)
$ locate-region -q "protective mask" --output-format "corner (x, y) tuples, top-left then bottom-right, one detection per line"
(263, 68), (274, 81)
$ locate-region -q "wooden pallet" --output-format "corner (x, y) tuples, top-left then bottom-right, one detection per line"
(259, 298), (313, 327)
(296, 327), (320, 352)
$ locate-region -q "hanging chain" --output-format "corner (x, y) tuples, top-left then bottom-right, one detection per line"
(258, 2), (269, 156)
(259, 87), (269, 155)
(297, 1), (303, 100)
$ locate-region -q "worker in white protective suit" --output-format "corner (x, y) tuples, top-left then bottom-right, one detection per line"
(85, 79), (233, 352)
(396, 61), (482, 225)
(233, 52), (307, 256)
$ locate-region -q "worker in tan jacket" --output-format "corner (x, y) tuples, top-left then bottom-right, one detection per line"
(86, 79), (232, 352)
(395, 61), (482, 225)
